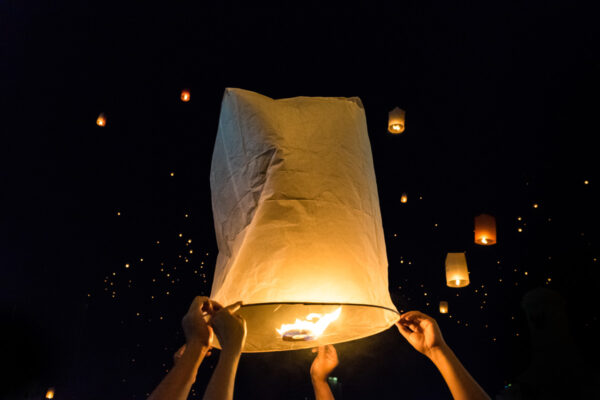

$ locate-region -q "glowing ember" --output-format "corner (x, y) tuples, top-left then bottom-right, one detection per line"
(276, 307), (342, 341)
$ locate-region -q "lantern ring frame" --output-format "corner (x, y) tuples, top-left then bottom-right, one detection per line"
(234, 301), (399, 314)
(211, 301), (400, 352)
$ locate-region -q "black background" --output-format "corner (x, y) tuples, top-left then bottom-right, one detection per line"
(2, 1), (599, 399)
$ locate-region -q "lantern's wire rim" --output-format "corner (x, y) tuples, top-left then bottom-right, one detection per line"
(236, 301), (400, 316)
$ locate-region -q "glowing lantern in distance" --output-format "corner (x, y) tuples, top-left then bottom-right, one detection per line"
(46, 388), (55, 399)
(445, 252), (469, 288)
(474, 214), (497, 245)
(210, 88), (399, 352)
(439, 301), (448, 314)
(96, 113), (106, 127)
(388, 107), (406, 134)
(181, 89), (191, 102)
(400, 193), (408, 203)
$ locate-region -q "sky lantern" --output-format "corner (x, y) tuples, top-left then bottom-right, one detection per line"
(400, 193), (408, 203)
(96, 113), (106, 127)
(46, 388), (55, 399)
(474, 213), (497, 245)
(180, 89), (191, 102)
(210, 88), (399, 352)
(388, 107), (406, 134)
(439, 301), (448, 314)
(445, 252), (470, 288)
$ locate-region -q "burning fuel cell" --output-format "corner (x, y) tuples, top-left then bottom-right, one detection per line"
(209, 88), (399, 352)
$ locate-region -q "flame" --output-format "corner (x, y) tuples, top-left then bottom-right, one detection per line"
(391, 124), (401, 131)
(276, 307), (342, 340)
(181, 90), (191, 102)
(481, 237), (488, 244)
(455, 279), (460, 286)
(46, 388), (55, 399)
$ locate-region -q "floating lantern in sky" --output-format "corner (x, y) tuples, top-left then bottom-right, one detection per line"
(400, 193), (408, 203)
(181, 89), (191, 102)
(96, 113), (106, 127)
(474, 214), (497, 245)
(210, 88), (399, 352)
(46, 388), (55, 399)
(446, 252), (470, 288)
(439, 301), (448, 314)
(388, 107), (406, 134)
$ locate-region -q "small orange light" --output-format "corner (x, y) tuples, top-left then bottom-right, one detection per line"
(96, 113), (106, 127)
(400, 193), (408, 203)
(181, 89), (191, 102)
(46, 388), (55, 399)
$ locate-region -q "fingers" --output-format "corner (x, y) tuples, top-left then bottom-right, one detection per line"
(189, 296), (210, 314)
(223, 300), (243, 314)
(211, 300), (224, 312)
(190, 296), (228, 319)
(399, 310), (434, 323)
(395, 321), (414, 340)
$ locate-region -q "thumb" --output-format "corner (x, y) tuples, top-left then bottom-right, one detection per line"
(396, 321), (413, 341)
(224, 301), (243, 314)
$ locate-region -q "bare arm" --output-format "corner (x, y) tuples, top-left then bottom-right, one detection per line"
(396, 311), (490, 400)
(148, 344), (209, 400)
(427, 344), (490, 400)
(310, 345), (338, 400)
(148, 296), (218, 400)
(202, 302), (246, 400)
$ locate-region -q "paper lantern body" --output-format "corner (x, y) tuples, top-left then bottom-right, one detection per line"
(445, 252), (470, 288)
(439, 301), (449, 314)
(400, 193), (408, 203)
(210, 88), (398, 352)
(388, 107), (406, 134)
(96, 113), (106, 127)
(181, 89), (191, 102)
(474, 214), (497, 245)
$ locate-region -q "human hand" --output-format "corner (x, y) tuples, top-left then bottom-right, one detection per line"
(211, 301), (246, 354)
(396, 311), (447, 360)
(182, 296), (223, 348)
(310, 345), (339, 382)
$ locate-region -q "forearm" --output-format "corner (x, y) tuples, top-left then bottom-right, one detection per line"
(311, 377), (334, 400)
(428, 345), (490, 400)
(149, 344), (208, 400)
(202, 349), (242, 400)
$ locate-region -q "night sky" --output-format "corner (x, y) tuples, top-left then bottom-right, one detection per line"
(2, 1), (600, 399)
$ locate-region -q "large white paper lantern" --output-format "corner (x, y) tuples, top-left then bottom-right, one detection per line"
(209, 88), (399, 352)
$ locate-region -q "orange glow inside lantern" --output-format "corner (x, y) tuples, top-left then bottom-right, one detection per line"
(181, 89), (191, 102)
(400, 193), (408, 203)
(96, 113), (106, 127)
(209, 89), (399, 352)
(445, 252), (469, 288)
(474, 214), (497, 245)
(439, 301), (448, 314)
(388, 107), (406, 134)
(276, 307), (342, 341)
(46, 388), (55, 399)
